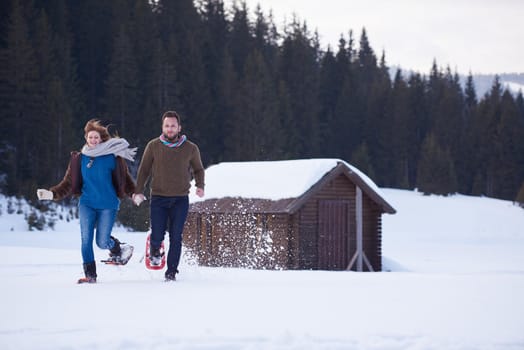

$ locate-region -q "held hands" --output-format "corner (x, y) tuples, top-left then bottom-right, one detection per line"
(37, 189), (53, 200)
(132, 193), (146, 206)
(132, 190), (201, 206)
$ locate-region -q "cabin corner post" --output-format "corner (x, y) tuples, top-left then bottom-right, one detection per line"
(347, 187), (374, 271)
(356, 187), (363, 271)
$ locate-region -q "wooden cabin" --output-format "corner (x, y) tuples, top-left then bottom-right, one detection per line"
(184, 159), (396, 271)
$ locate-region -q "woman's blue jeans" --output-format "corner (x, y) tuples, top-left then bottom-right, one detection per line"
(79, 204), (117, 263)
(150, 195), (189, 273)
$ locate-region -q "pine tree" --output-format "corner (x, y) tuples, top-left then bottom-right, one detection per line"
(279, 18), (320, 157)
(357, 28), (377, 81)
(129, 0), (158, 136)
(350, 142), (376, 181)
(365, 50), (392, 187)
(516, 92), (524, 120)
(318, 47), (338, 156)
(104, 23), (139, 139)
(422, 64), (464, 194)
(426, 60), (444, 130)
(0, 0), (42, 195)
(0, 1), (11, 46)
(253, 4), (279, 73)
(345, 28), (379, 163)
(464, 73), (478, 108)
(41, 0), (86, 132)
(227, 49), (281, 161)
(200, 0), (231, 164)
(155, 0), (212, 160)
(142, 37), (180, 144)
(492, 90), (524, 199)
(33, 9), (75, 183)
(405, 72), (429, 188)
(385, 69), (410, 188)
(458, 73), (478, 194)
(200, 0), (228, 92)
(68, 0), (113, 116)
(472, 76), (502, 197)
(276, 80), (297, 159)
(334, 76), (361, 161)
(215, 50), (238, 162)
(329, 32), (358, 160)
(229, 1), (253, 76)
(416, 133), (458, 195)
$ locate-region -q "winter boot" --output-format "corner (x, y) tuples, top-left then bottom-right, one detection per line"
(78, 262), (97, 284)
(149, 246), (164, 266)
(109, 236), (122, 257)
(105, 236), (134, 265)
(165, 269), (179, 282)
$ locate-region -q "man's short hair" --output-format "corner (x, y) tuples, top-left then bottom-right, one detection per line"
(162, 111), (181, 124)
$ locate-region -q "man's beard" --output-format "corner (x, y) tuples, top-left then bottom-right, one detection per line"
(163, 132), (178, 141)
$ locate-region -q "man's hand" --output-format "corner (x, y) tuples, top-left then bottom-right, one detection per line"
(132, 193), (146, 206)
(37, 189), (53, 200)
(196, 188), (204, 198)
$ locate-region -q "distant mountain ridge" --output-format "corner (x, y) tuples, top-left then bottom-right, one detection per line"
(391, 67), (524, 97)
(471, 73), (524, 97)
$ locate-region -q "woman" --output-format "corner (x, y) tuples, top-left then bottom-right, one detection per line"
(37, 119), (137, 284)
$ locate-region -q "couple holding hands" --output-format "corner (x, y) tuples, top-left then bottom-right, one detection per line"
(37, 111), (205, 283)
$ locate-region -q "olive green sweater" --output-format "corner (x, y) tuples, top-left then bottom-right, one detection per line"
(135, 138), (205, 197)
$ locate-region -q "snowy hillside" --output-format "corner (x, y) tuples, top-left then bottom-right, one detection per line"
(1, 189), (523, 349)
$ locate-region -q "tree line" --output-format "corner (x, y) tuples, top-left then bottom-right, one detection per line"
(1, 0), (523, 209)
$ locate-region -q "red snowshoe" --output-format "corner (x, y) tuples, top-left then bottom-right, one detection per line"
(145, 233), (166, 270)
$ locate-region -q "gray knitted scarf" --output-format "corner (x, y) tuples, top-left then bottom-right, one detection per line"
(81, 138), (137, 162)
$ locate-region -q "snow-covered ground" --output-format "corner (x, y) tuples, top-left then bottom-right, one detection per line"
(1, 189), (523, 349)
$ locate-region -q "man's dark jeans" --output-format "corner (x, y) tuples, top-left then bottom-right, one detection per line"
(150, 195), (189, 273)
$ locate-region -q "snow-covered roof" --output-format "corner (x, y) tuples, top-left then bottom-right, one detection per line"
(190, 158), (395, 213)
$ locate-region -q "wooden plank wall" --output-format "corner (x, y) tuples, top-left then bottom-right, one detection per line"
(286, 214), (300, 269)
(183, 212), (199, 261)
(297, 174), (356, 270)
(361, 195), (383, 271)
(183, 212), (291, 269)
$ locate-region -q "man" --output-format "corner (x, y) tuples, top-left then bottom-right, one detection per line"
(133, 111), (205, 281)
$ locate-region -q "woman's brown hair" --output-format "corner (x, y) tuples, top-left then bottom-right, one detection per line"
(84, 119), (111, 142)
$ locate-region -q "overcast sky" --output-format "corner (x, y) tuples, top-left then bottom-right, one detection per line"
(227, 0), (524, 75)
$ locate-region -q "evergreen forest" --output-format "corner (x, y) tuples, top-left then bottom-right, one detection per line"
(1, 0), (524, 219)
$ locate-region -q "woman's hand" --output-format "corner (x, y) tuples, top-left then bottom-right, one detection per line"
(37, 189), (53, 200)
